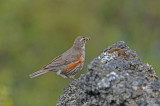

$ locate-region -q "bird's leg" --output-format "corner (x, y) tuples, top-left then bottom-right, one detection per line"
(66, 76), (73, 80)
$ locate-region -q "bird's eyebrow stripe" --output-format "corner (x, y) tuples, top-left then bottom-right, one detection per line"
(80, 38), (84, 42)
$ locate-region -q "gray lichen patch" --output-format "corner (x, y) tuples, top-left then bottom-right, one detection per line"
(56, 41), (160, 106)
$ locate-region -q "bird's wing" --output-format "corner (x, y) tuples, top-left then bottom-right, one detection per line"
(42, 55), (67, 70)
(42, 49), (79, 71)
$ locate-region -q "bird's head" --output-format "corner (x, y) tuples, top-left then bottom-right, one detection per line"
(73, 36), (90, 49)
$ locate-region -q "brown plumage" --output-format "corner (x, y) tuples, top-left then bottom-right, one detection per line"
(29, 36), (90, 80)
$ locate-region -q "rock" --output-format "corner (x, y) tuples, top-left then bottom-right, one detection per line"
(56, 41), (160, 106)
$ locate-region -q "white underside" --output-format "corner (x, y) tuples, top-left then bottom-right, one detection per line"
(56, 70), (67, 78)
(56, 70), (75, 78)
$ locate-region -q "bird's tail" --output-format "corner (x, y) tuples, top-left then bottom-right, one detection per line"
(29, 69), (49, 78)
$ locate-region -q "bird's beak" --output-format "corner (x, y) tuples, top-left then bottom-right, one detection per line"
(84, 37), (90, 41)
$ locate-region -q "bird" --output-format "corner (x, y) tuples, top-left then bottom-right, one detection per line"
(29, 36), (90, 80)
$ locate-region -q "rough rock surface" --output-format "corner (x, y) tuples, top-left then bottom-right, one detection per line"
(56, 41), (160, 106)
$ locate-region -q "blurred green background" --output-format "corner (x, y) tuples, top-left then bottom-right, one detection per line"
(0, 0), (160, 106)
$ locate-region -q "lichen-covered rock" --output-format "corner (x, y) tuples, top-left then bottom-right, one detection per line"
(56, 41), (160, 106)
